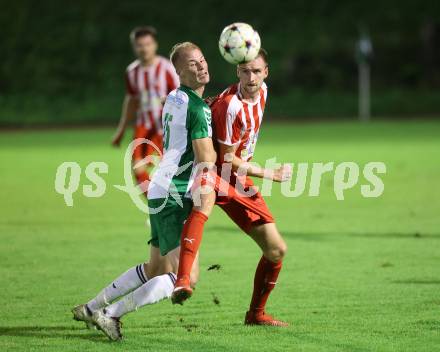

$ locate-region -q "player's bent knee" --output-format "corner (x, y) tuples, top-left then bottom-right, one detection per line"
(278, 242), (288, 260)
(266, 243), (287, 262)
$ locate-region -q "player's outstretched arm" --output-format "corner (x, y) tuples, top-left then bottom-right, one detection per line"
(218, 142), (291, 182)
(111, 95), (138, 147)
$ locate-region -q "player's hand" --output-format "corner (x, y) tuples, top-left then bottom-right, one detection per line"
(204, 95), (218, 107)
(272, 164), (293, 183)
(111, 131), (123, 147)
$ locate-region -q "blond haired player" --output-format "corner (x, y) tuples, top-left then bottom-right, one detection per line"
(72, 42), (216, 341)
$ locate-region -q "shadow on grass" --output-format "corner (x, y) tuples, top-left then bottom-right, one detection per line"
(210, 226), (332, 241)
(0, 325), (109, 342)
(392, 279), (440, 285)
(283, 231), (440, 240)
(347, 232), (440, 239)
(209, 226), (440, 242)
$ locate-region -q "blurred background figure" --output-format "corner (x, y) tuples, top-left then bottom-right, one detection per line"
(111, 26), (179, 195)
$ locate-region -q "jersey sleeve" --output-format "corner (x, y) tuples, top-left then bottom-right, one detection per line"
(212, 98), (243, 146)
(189, 105), (212, 140)
(125, 71), (137, 96)
(165, 65), (180, 93)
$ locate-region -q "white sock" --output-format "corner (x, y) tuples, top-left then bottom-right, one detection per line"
(104, 273), (176, 318)
(87, 264), (148, 311)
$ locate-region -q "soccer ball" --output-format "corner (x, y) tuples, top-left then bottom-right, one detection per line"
(218, 23), (261, 65)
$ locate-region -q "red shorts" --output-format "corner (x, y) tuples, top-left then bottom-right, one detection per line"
(215, 175), (274, 234)
(133, 125), (163, 162)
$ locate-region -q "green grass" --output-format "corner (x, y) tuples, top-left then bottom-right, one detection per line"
(0, 121), (439, 351)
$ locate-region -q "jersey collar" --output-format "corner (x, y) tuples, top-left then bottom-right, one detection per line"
(179, 84), (204, 102)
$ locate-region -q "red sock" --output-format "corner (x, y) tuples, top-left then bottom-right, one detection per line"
(134, 171), (150, 196)
(249, 256), (283, 313)
(175, 210), (208, 287)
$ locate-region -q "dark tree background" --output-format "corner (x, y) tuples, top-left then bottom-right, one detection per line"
(1, 0), (439, 125)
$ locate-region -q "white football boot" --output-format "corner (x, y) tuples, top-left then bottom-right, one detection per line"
(71, 304), (96, 329)
(92, 309), (123, 341)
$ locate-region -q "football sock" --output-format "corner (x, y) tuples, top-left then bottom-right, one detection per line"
(104, 273), (176, 318)
(249, 256), (283, 313)
(175, 210), (208, 287)
(87, 264), (148, 311)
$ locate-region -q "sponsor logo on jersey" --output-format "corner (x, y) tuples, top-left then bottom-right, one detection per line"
(167, 94), (185, 106)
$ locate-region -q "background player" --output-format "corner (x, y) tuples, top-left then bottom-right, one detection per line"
(73, 42), (216, 341)
(111, 26), (179, 194)
(173, 49), (292, 327)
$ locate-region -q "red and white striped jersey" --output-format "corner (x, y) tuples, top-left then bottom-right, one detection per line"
(125, 56), (179, 132)
(211, 82), (267, 162)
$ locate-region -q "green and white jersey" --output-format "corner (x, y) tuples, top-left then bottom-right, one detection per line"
(148, 85), (212, 200)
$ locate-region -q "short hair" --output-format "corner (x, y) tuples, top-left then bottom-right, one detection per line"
(130, 26), (157, 43)
(238, 48), (269, 67)
(169, 42), (201, 69)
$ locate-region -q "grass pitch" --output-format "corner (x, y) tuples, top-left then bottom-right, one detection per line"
(0, 121), (439, 351)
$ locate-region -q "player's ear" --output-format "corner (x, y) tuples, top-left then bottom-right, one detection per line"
(174, 61), (182, 75)
(131, 42), (138, 55)
(236, 65), (240, 78)
(264, 65), (268, 78)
